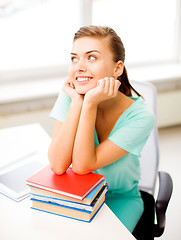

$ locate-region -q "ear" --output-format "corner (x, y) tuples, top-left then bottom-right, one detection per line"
(113, 61), (124, 78)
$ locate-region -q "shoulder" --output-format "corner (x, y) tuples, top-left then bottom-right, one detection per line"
(128, 97), (155, 118)
(118, 97), (156, 130)
(50, 90), (72, 121)
(53, 90), (72, 111)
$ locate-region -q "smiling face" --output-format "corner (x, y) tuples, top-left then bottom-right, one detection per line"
(68, 37), (120, 94)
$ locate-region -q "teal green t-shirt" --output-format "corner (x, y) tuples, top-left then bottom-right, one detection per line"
(50, 90), (155, 232)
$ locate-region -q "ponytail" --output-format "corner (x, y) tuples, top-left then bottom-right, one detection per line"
(118, 66), (142, 98)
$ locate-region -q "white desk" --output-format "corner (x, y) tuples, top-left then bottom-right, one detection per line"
(0, 124), (135, 240)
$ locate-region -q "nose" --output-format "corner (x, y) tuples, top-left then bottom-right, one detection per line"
(76, 58), (87, 72)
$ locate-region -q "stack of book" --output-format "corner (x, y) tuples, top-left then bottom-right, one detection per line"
(26, 165), (108, 222)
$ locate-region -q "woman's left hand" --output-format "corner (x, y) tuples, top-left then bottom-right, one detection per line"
(84, 77), (121, 106)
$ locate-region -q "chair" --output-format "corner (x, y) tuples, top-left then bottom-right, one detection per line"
(130, 80), (173, 240)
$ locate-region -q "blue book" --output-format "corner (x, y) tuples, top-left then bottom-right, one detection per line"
(30, 184), (108, 211)
(31, 191), (106, 222)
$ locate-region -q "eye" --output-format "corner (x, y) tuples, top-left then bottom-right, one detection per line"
(88, 55), (96, 61)
(71, 56), (78, 62)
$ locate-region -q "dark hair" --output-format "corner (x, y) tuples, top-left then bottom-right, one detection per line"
(74, 25), (141, 97)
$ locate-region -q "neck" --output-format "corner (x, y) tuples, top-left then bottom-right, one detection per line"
(97, 92), (124, 113)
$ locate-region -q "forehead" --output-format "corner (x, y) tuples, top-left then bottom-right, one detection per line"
(71, 37), (111, 55)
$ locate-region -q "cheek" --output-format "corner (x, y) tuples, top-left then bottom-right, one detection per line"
(68, 66), (75, 79)
(94, 65), (113, 79)
(91, 64), (107, 78)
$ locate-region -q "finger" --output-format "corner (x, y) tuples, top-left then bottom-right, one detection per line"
(113, 80), (121, 95)
(97, 79), (101, 86)
(97, 78), (106, 88)
(70, 82), (75, 89)
(109, 77), (115, 95)
(66, 77), (71, 83)
(63, 78), (70, 88)
(104, 77), (110, 93)
(116, 79), (121, 89)
(66, 78), (75, 89)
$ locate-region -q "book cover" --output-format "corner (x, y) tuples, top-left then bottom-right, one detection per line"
(30, 184), (108, 211)
(30, 180), (106, 205)
(26, 165), (105, 200)
(31, 194), (106, 222)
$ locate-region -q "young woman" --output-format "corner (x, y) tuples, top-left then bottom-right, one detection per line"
(48, 26), (155, 232)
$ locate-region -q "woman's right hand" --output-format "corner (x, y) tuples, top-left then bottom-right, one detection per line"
(62, 78), (83, 102)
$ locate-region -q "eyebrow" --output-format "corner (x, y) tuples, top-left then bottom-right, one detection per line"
(71, 50), (101, 55)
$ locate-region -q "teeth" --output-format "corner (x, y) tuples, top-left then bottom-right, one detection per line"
(77, 77), (92, 82)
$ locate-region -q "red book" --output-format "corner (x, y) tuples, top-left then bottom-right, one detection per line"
(26, 165), (105, 200)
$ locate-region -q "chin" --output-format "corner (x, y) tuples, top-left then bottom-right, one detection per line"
(75, 89), (88, 95)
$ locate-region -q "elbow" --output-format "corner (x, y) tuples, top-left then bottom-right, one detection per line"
(72, 161), (92, 175)
(50, 163), (67, 175)
(48, 150), (68, 175)
(71, 153), (96, 175)
(72, 165), (88, 175)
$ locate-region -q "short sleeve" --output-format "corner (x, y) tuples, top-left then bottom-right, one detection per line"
(49, 90), (72, 122)
(108, 107), (155, 157)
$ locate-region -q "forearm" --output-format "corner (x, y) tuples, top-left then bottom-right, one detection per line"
(72, 101), (98, 174)
(48, 98), (83, 175)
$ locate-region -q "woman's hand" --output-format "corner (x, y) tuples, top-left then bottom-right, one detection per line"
(84, 77), (121, 106)
(62, 78), (83, 102)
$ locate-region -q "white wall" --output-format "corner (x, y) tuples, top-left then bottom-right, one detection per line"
(157, 89), (181, 127)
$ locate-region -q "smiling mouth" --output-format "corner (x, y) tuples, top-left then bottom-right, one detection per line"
(76, 77), (93, 83)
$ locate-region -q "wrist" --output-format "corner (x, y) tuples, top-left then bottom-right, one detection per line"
(84, 93), (98, 105)
(71, 94), (84, 104)
(83, 97), (98, 110)
(71, 96), (84, 107)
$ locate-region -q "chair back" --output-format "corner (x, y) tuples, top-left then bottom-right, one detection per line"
(130, 80), (159, 195)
